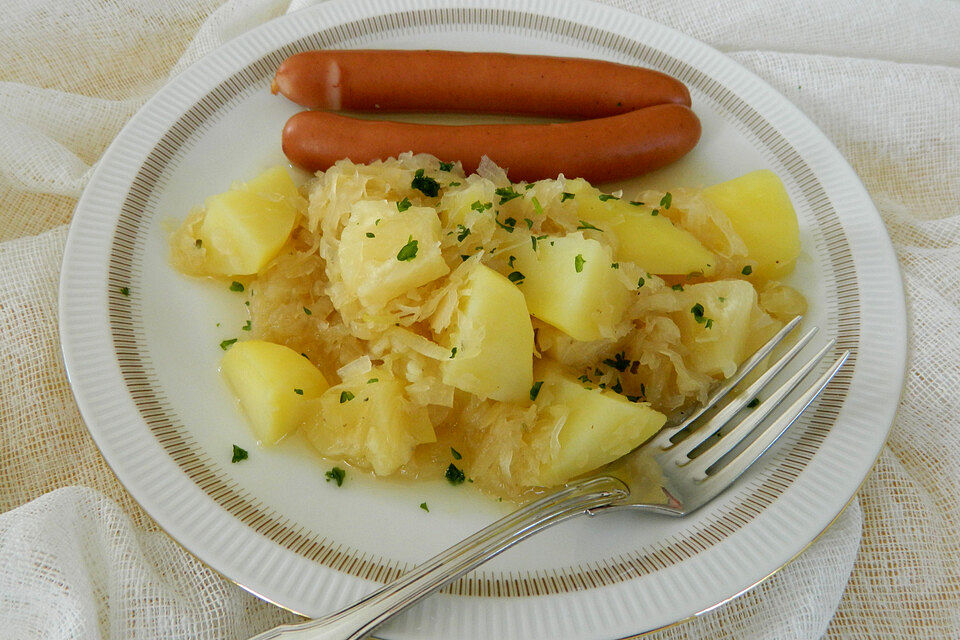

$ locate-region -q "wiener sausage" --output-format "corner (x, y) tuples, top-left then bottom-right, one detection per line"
(273, 50), (691, 119)
(281, 104), (701, 183)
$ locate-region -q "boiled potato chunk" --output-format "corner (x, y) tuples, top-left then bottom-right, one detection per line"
(701, 170), (800, 280)
(305, 368), (436, 476)
(220, 340), (329, 444)
(339, 200), (450, 307)
(531, 362), (666, 486)
(673, 280), (764, 378)
(198, 167), (301, 276)
(513, 232), (630, 341)
(442, 263), (534, 402)
(569, 180), (716, 276)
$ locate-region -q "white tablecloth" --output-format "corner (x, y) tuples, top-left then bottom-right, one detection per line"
(1, 0), (958, 637)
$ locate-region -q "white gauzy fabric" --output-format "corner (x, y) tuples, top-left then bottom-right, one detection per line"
(0, 0), (957, 638)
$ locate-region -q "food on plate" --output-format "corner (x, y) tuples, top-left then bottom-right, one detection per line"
(272, 50), (691, 117)
(281, 104), (701, 183)
(169, 156), (805, 500)
(220, 340), (329, 444)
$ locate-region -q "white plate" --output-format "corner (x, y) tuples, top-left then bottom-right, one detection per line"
(59, 0), (906, 637)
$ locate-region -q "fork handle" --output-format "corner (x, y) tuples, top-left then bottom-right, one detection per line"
(250, 476), (629, 640)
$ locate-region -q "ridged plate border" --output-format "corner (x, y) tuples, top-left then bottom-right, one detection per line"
(60, 1), (906, 637)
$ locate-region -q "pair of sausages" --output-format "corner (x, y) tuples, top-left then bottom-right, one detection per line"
(275, 50), (700, 183)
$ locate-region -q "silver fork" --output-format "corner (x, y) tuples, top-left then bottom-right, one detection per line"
(252, 317), (849, 640)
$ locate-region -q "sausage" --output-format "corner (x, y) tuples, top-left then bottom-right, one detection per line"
(281, 104), (701, 183)
(272, 50), (691, 119)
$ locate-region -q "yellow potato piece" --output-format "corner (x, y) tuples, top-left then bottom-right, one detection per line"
(305, 368), (436, 476)
(570, 181), (716, 276)
(198, 167), (301, 276)
(701, 170), (800, 280)
(442, 263), (534, 402)
(530, 362), (666, 486)
(513, 232), (630, 341)
(220, 340), (329, 445)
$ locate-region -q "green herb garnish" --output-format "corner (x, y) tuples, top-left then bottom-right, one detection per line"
(495, 216), (515, 233)
(507, 271), (525, 283)
(445, 463), (466, 485)
(495, 186), (522, 204)
(339, 391), (355, 403)
(671, 284), (684, 291)
(231, 445), (248, 463)
(220, 338), (237, 350)
(420, 502), (430, 512)
(396, 236), (419, 261)
(577, 220), (603, 232)
(747, 397), (761, 408)
(241, 320), (251, 331)
(367, 378), (379, 383)
(574, 254), (586, 273)
(531, 197), (544, 216)
(637, 277), (645, 288)
(230, 281), (244, 292)
(411, 169), (440, 197)
(303, 307), (312, 315)
(195, 238), (203, 248)
(396, 196), (412, 212)
(530, 381), (544, 401)
(450, 347), (458, 358)
(325, 467), (345, 486)
(451, 447), (463, 460)
(560, 192), (575, 202)
(660, 192), (672, 209)
(456, 225), (471, 242)
(438, 161), (455, 171)
(603, 352), (631, 372)
(742, 265), (753, 275)
(470, 200), (493, 212)
(366, 232), (375, 238)
(598, 194), (618, 202)
(120, 287), (130, 296)
(293, 388), (303, 395)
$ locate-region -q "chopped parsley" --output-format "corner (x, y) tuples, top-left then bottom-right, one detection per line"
(396, 236), (419, 261)
(366, 232), (375, 238)
(531, 234), (547, 250)
(448, 182), (461, 187)
(445, 463), (466, 485)
(194, 238), (203, 248)
(460, 254), (471, 261)
(508, 255), (517, 267)
(229, 281), (244, 292)
(450, 447), (463, 460)
(574, 254), (586, 273)
(611, 262), (619, 269)
(241, 320), (251, 331)
(577, 220), (603, 232)
(671, 283), (684, 291)
(629, 200), (644, 206)
(603, 352), (631, 372)
(470, 200), (493, 212)
(530, 381), (544, 401)
(705, 318), (714, 329)
(524, 218), (534, 229)
(438, 161), (455, 171)
(637, 277), (645, 288)
(450, 347), (458, 358)
(293, 388), (303, 395)
(747, 397), (761, 408)
(507, 271), (525, 283)
(598, 194), (618, 202)
(495, 216), (516, 233)
(119, 287), (130, 296)
(339, 390), (355, 403)
(742, 265), (753, 275)
(411, 169), (440, 197)
(367, 378), (379, 383)
(456, 225), (471, 242)
(560, 192), (575, 202)
(494, 186), (522, 204)
(660, 192), (673, 209)
(397, 196), (412, 212)
(219, 338), (237, 350)
(691, 303), (706, 322)
(531, 197), (544, 216)
(650, 209), (659, 216)
(524, 184), (535, 190)
(610, 379), (623, 394)
(420, 502), (430, 512)
(577, 374), (591, 383)
(303, 306), (312, 315)
(325, 467), (345, 486)
(231, 444), (248, 463)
